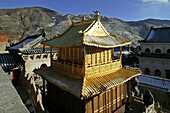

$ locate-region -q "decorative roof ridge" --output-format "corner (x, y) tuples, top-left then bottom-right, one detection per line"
(81, 77), (86, 100)
(8, 34), (42, 48)
(74, 19), (94, 25)
(110, 34), (132, 43)
(19, 35), (45, 51)
(151, 26), (170, 30)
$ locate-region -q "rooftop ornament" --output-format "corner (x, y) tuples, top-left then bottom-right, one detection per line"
(93, 10), (100, 20)
(82, 11), (86, 21)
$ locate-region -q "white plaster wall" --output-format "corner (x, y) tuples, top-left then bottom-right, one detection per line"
(139, 57), (170, 78)
(141, 43), (170, 54)
(25, 54), (51, 73)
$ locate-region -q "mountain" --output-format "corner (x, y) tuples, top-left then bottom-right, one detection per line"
(0, 7), (170, 47)
(127, 19), (170, 39)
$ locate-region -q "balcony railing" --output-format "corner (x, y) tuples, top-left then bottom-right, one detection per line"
(52, 59), (121, 78)
(52, 60), (84, 78)
(85, 59), (121, 77)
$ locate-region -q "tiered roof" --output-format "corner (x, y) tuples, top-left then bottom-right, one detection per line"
(34, 67), (141, 99)
(42, 13), (131, 48)
(34, 11), (141, 100)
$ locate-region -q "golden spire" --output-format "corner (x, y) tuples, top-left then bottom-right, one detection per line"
(82, 11), (86, 21)
(93, 10), (100, 20)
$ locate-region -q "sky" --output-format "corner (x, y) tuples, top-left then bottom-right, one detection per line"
(0, 0), (170, 21)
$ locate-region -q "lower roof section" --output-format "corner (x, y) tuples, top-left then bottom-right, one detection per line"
(84, 35), (131, 48)
(34, 67), (141, 100)
(138, 74), (170, 92)
(0, 53), (24, 72)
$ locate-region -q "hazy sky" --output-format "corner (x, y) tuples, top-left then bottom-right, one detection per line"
(0, 0), (170, 21)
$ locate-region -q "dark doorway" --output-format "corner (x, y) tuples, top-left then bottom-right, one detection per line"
(145, 68), (150, 75)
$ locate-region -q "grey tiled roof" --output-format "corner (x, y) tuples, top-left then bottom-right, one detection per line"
(0, 53), (24, 72)
(34, 67), (141, 99)
(143, 27), (170, 43)
(138, 74), (170, 92)
(20, 47), (57, 54)
(7, 34), (45, 53)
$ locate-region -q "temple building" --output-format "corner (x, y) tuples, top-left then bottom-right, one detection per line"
(0, 32), (57, 81)
(34, 11), (142, 113)
(138, 27), (170, 79)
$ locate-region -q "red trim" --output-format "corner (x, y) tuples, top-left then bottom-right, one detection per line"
(12, 72), (15, 79)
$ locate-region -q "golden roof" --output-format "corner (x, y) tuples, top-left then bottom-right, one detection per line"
(41, 11), (132, 48)
(34, 67), (141, 100)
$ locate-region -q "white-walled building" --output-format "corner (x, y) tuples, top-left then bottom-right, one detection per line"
(138, 27), (170, 79)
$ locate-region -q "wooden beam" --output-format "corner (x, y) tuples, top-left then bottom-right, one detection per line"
(111, 88), (113, 112)
(115, 87), (117, 109)
(64, 48), (66, 69)
(61, 48), (63, 60)
(72, 47), (74, 74)
(78, 47), (79, 65)
(57, 48), (60, 61)
(69, 48), (71, 62)
(50, 47), (52, 66)
(65, 48), (67, 60)
(120, 47), (122, 67)
(99, 49), (102, 73)
(112, 48), (114, 61)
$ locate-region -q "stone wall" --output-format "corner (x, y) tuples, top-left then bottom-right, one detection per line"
(20, 72), (45, 113)
(0, 66), (29, 113)
(23, 54), (51, 73)
(141, 43), (170, 54)
(139, 57), (170, 78)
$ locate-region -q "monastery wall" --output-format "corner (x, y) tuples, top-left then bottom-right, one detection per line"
(20, 72), (45, 113)
(24, 54), (51, 73)
(141, 43), (170, 54)
(139, 57), (170, 78)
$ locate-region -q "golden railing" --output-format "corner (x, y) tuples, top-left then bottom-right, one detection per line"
(52, 60), (84, 78)
(52, 59), (121, 78)
(85, 59), (121, 77)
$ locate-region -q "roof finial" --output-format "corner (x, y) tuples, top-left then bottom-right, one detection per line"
(82, 11), (86, 21)
(93, 10), (100, 20)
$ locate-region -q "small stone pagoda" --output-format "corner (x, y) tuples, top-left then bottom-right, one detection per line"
(34, 11), (142, 113)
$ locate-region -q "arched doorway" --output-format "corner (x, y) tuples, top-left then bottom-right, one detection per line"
(167, 49), (170, 54)
(155, 69), (161, 76)
(145, 68), (150, 75)
(145, 48), (150, 53)
(40, 64), (47, 69)
(155, 49), (161, 54)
